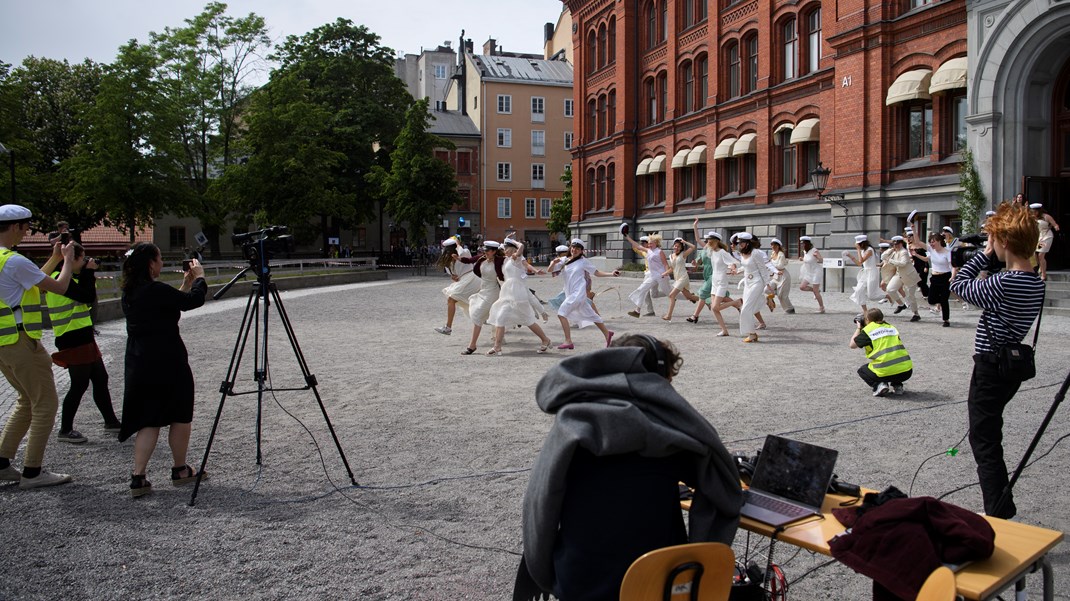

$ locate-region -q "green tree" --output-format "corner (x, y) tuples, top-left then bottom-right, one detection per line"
(367, 99), (461, 243)
(958, 147), (987, 235)
(547, 166), (573, 239)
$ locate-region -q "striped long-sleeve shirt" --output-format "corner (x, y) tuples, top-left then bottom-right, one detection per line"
(950, 252), (1045, 354)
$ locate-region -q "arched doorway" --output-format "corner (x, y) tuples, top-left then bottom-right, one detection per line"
(1057, 58), (1070, 178)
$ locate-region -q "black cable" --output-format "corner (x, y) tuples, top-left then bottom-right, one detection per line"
(789, 557), (838, 586)
(908, 431), (968, 497)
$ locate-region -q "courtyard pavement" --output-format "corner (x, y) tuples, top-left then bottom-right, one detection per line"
(1, 272), (1067, 600)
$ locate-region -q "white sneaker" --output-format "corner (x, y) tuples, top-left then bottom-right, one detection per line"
(873, 382), (891, 397)
(0, 466), (21, 481)
(18, 470), (72, 489)
(434, 326), (452, 335)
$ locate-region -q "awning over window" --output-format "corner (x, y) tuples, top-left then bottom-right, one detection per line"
(929, 57), (967, 94)
(713, 138), (737, 160)
(671, 148), (692, 169)
(886, 69), (933, 106)
(789, 118), (820, 144)
(731, 133), (757, 156)
(635, 157), (653, 176)
(648, 154), (667, 173)
(686, 145), (707, 166)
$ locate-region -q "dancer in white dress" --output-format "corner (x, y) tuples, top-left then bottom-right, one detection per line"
(486, 240), (552, 356)
(732, 233), (776, 342)
(461, 241), (504, 355)
(435, 237), (480, 335)
(556, 238), (619, 349)
(624, 233), (671, 317)
(847, 234), (882, 314)
(885, 236), (922, 321)
(686, 219), (742, 334)
(797, 236), (825, 313)
(1031, 202), (1061, 280)
(768, 238), (795, 314)
(662, 238), (699, 321)
(546, 245), (570, 312)
(877, 242), (899, 306)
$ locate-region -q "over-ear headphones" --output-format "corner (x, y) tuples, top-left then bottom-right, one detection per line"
(631, 333), (669, 379)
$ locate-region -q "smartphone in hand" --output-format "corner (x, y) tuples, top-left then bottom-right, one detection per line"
(182, 259), (193, 272)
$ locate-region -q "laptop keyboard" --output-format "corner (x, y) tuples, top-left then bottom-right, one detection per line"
(747, 491), (812, 518)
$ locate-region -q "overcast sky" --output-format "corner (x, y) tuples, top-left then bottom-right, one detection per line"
(1, 0), (566, 72)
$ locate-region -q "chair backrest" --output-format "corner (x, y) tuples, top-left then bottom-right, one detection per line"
(916, 566), (957, 601)
(620, 542), (735, 601)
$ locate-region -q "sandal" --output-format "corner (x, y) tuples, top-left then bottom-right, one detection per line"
(130, 473), (152, 498)
(716, 331), (730, 337)
(460, 347), (477, 355)
(538, 340), (551, 354)
(742, 334), (759, 343)
(171, 464), (207, 487)
(557, 342), (575, 350)
(486, 348), (503, 356)
(686, 316), (699, 323)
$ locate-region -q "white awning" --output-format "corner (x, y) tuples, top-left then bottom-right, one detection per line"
(886, 69), (933, 106)
(713, 138), (737, 160)
(773, 123), (793, 144)
(789, 118), (820, 144)
(648, 154), (667, 173)
(731, 133), (757, 156)
(929, 57), (967, 94)
(671, 148), (691, 169)
(635, 157), (652, 176)
(685, 145), (707, 166)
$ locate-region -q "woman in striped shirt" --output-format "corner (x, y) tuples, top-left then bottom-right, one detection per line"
(950, 203), (1044, 519)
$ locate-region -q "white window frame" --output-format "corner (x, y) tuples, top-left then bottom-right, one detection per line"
(497, 162), (512, 181)
(433, 63), (448, 79)
(564, 132), (574, 149)
(531, 130), (546, 156)
(525, 197), (537, 219)
(564, 98), (574, 117)
(531, 163), (546, 189)
(540, 197), (552, 219)
(497, 197), (512, 218)
(497, 94), (512, 114)
(531, 96), (546, 122)
(497, 128), (512, 148)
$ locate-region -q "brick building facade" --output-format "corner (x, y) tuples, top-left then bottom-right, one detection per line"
(567, 0), (970, 259)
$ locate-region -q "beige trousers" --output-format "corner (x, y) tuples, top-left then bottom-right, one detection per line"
(0, 332), (60, 468)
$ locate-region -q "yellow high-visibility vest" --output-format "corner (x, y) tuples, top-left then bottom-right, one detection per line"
(863, 321), (913, 377)
(47, 271), (93, 338)
(0, 248), (45, 345)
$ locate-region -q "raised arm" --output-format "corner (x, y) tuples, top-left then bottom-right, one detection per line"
(623, 234), (646, 254)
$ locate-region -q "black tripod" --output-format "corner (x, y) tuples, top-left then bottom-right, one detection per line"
(189, 250), (357, 506)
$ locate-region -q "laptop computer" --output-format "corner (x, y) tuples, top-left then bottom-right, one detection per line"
(740, 435), (839, 528)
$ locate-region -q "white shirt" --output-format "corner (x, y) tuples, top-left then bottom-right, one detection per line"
(927, 245), (953, 273)
(0, 250), (47, 312)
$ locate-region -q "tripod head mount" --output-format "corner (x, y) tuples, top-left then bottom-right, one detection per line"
(232, 226), (296, 280)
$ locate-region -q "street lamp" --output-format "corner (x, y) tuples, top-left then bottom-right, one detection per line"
(0, 142), (14, 203)
(810, 161), (846, 214)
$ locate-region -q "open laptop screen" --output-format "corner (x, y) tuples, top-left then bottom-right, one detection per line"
(749, 435), (838, 509)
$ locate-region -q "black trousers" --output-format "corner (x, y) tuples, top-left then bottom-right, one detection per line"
(968, 354), (1021, 519)
(927, 272), (951, 321)
(857, 365), (912, 391)
(61, 357), (119, 432)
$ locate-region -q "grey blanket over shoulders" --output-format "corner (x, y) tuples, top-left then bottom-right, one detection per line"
(521, 347), (743, 591)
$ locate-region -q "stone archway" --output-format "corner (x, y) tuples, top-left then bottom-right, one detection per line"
(966, 0), (1070, 203)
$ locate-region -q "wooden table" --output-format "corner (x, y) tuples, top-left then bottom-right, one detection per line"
(684, 492), (1063, 600)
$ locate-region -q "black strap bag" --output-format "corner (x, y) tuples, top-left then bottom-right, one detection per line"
(983, 289), (1043, 381)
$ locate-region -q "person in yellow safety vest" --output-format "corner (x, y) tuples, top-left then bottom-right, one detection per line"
(0, 204), (78, 489)
(849, 307), (914, 398)
(47, 241), (121, 444)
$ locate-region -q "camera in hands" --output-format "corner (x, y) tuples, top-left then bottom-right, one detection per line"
(951, 233), (1004, 271)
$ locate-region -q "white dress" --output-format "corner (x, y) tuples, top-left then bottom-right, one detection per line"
(467, 259), (501, 327)
(710, 248), (738, 298)
(488, 257), (537, 328)
(669, 252), (692, 292)
(1037, 219), (1054, 253)
(441, 249), (480, 313)
(739, 251), (775, 336)
(799, 248), (822, 285)
(628, 247), (673, 307)
(557, 257), (603, 329)
(849, 249), (883, 306)
(770, 251), (794, 311)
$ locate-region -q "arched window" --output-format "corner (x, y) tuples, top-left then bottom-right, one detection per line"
(644, 77), (657, 126)
(598, 23), (607, 69)
(597, 165), (607, 210)
(587, 31), (597, 74)
(726, 42), (741, 99)
(587, 98), (597, 139)
(586, 168), (597, 212)
(657, 72), (668, 122)
(745, 34), (759, 93)
(661, 1), (668, 42)
(681, 60), (695, 114)
(608, 17), (617, 64)
(607, 163), (616, 208)
(805, 9), (822, 74)
(598, 95), (607, 139)
(782, 18), (798, 80)
(646, 1), (658, 49)
(697, 54), (709, 109)
(608, 90), (617, 135)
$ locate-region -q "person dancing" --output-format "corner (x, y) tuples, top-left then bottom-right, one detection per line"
(911, 227), (953, 327)
(732, 233), (775, 343)
(1031, 202), (1061, 280)
(662, 238), (699, 321)
(797, 236), (825, 313)
(846, 234), (882, 315)
(461, 242), (504, 355)
(486, 239), (552, 356)
(768, 238), (795, 314)
(886, 236), (922, 322)
(556, 239), (619, 350)
(624, 233), (671, 318)
(435, 237), (479, 336)
(687, 220), (741, 335)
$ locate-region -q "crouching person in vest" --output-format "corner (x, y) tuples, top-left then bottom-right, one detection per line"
(0, 204), (78, 488)
(850, 308), (913, 397)
(47, 242), (121, 444)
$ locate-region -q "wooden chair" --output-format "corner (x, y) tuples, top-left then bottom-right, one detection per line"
(620, 542), (735, 601)
(916, 566), (957, 601)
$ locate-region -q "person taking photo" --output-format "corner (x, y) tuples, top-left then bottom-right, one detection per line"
(849, 308), (913, 397)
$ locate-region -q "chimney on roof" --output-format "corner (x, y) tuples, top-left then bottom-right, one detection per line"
(458, 30), (467, 116)
(483, 38), (497, 56)
(544, 23), (554, 43)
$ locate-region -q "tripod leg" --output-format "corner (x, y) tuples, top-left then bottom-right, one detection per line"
(269, 284), (359, 486)
(190, 285), (259, 506)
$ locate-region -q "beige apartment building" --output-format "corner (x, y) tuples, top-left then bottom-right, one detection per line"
(446, 39), (574, 253)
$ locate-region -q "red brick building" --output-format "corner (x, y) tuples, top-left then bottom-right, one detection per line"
(566, 0), (968, 257)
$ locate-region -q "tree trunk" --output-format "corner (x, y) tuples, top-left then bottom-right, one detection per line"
(203, 223), (222, 259)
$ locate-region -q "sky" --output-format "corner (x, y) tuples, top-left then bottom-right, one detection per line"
(1, 0), (566, 71)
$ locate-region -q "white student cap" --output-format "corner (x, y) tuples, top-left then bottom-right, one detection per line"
(619, 222), (629, 234)
(0, 204), (32, 223)
(570, 238), (585, 248)
(854, 234), (868, 243)
(879, 242), (891, 248)
(1029, 203), (1043, 209)
(673, 237), (684, 243)
(441, 238), (457, 247)
(942, 226), (954, 234)
(555, 245), (569, 253)
(891, 235), (905, 242)
(770, 238), (783, 246)
(503, 238), (520, 248)
(736, 232), (754, 241)
(483, 240), (501, 249)
(799, 236), (812, 242)
(985, 210), (996, 216)
(705, 230), (721, 240)
(639, 235), (650, 242)
(907, 210), (918, 223)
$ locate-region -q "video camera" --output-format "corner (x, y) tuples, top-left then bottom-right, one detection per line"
(232, 226), (295, 266)
(951, 233), (1003, 271)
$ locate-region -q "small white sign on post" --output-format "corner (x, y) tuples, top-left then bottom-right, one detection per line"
(193, 231), (209, 247)
(823, 258), (845, 268)
(328, 237), (340, 246)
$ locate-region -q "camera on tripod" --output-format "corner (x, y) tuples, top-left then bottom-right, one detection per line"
(232, 226), (295, 265)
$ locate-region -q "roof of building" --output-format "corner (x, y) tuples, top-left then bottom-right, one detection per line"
(470, 54), (573, 85)
(19, 224), (154, 255)
(427, 110), (481, 137)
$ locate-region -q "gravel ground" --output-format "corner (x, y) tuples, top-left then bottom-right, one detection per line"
(1, 271), (1067, 600)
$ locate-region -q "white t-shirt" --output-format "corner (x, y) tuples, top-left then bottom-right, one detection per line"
(0, 251), (47, 320)
(926, 244), (952, 273)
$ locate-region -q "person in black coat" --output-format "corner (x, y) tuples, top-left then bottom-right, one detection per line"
(119, 243), (207, 497)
